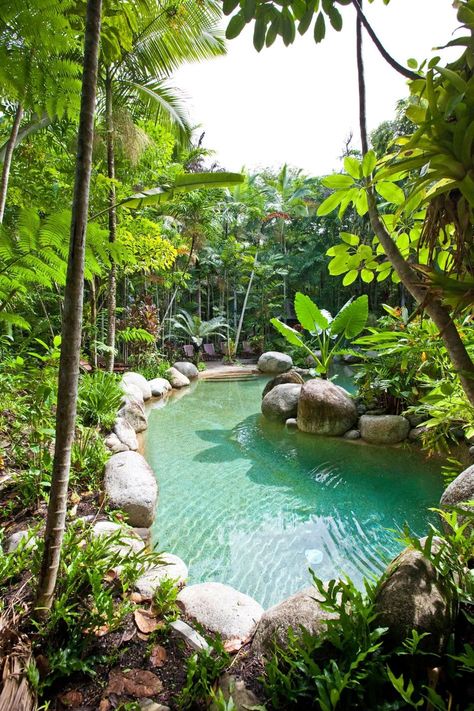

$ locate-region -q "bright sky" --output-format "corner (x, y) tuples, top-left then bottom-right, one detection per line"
(174, 0), (459, 176)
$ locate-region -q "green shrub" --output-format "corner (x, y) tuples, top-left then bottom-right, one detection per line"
(77, 371), (123, 430)
(128, 351), (170, 380)
(70, 425), (109, 491)
(177, 631), (230, 709)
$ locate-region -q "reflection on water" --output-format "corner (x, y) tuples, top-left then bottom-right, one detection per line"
(146, 377), (443, 608)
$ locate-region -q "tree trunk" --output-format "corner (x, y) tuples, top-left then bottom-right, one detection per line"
(355, 0), (474, 406)
(105, 68), (117, 372)
(90, 277), (98, 369)
(235, 251), (258, 354)
(0, 104), (23, 223)
(36, 0), (103, 614)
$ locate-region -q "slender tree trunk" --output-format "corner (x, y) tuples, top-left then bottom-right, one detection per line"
(105, 68), (117, 372)
(0, 104), (23, 223)
(235, 251), (258, 354)
(90, 277), (98, 369)
(0, 112), (51, 163)
(36, 0), (103, 614)
(354, 0), (474, 405)
(197, 278), (202, 319)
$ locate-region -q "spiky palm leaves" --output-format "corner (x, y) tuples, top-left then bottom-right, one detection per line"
(171, 309), (228, 348)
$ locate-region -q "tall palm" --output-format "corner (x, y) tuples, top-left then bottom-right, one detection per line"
(100, 0), (225, 371)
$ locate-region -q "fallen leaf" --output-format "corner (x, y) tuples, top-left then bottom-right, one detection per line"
(105, 668), (163, 697)
(223, 635), (250, 653)
(134, 609), (159, 634)
(129, 592), (143, 604)
(70, 491), (81, 504)
(104, 569), (119, 583)
(98, 700), (111, 711)
(150, 644), (167, 667)
(58, 689), (83, 706)
(137, 631), (150, 641)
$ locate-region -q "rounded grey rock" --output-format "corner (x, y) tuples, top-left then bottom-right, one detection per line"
(134, 553), (188, 598)
(105, 432), (129, 453)
(297, 379), (357, 436)
(257, 351), (293, 374)
(119, 400), (147, 433)
(359, 415), (410, 445)
(123, 372), (152, 401)
(440, 464), (474, 511)
(173, 361), (199, 379)
(148, 377), (172, 398)
(262, 370), (304, 398)
(343, 429), (360, 440)
(251, 587), (336, 656)
(113, 417), (138, 450)
(165, 367), (190, 389)
(104, 451), (158, 528)
(177, 582), (263, 641)
(261, 383), (302, 423)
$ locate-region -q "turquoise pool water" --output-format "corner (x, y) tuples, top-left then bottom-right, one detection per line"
(145, 377), (443, 608)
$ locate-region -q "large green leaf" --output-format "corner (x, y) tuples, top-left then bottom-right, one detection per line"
(329, 295), (368, 338)
(270, 318), (306, 349)
(121, 172), (245, 209)
(294, 292), (329, 332)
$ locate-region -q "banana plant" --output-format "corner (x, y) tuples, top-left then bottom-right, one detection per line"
(271, 292), (368, 377)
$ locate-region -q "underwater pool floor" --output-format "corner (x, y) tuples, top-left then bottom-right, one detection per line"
(146, 377), (443, 608)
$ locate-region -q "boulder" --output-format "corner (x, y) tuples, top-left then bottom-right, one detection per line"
(177, 582), (263, 641)
(148, 378), (172, 398)
(408, 426), (428, 442)
(173, 361), (199, 379)
(262, 370), (304, 398)
(134, 554), (188, 598)
(119, 400), (147, 433)
(91, 520), (145, 555)
(113, 417), (138, 451)
(120, 380), (145, 406)
(440, 464), (474, 519)
(165, 367), (190, 389)
(104, 451), (158, 528)
(359, 415), (410, 445)
(105, 432), (129, 453)
(251, 587), (336, 656)
(343, 429), (361, 440)
(257, 351), (293, 374)
(4, 530), (36, 553)
(297, 379), (357, 436)
(123, 372), (152, 401)
(374, 541), (452, 654)
(261, 383), (302, 423)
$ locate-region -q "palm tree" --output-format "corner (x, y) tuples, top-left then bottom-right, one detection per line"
(35, 0), (103, 614)
(171, 308), (229, 361)
(99, 0), (225, 371)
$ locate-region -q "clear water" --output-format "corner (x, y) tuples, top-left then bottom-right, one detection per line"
(145, 377), (443, 609)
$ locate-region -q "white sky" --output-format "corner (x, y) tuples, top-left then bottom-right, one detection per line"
(173, 0), (460, 175)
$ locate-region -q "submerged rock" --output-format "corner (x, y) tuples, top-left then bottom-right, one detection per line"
(251, 587), (336, 656)
(123, 372), (152, 401)
(104, 451), (158, 528)
(173, 361), (199, 379)
(297, 379), (357, 436)
(359, 414), (410, 444)
(374, 540), (452, 654)
(165, 367), (190, 389)
(262, 370), (304, 398)
(148, 377), (172, 398)
(177, 582), (263, 641)
(261, 383), (302, 423)
(257, 351), (293, 374)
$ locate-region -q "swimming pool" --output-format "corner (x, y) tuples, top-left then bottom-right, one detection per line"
(145, 377), (443, 608)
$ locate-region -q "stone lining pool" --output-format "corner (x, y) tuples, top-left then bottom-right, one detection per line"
(145, 377), (443, 608)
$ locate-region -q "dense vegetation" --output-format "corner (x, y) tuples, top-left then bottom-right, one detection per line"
(0, 0), (473, 708)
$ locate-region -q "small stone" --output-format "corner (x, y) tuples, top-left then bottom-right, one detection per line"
(210, 674), (262, 711)
(4, 530), (36, 553)
(140, 702), (170, 711)
(343, 429), (360, 440)
(285, 418), (298, 429)
(113, 417), (138, 450)
(105, 432), (128, 453)
(169, 619), (210, 651)
(356, 403), (366, 415)
(408, 426), (427, 442)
